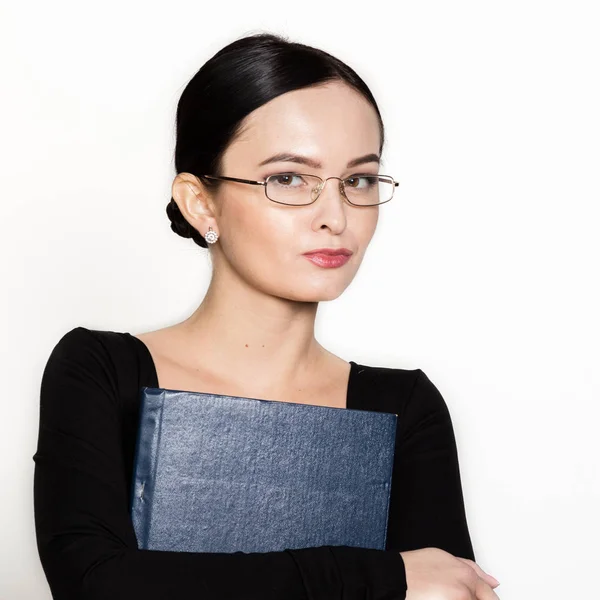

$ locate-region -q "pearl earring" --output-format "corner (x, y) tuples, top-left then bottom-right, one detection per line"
(205, 226), (219, 244)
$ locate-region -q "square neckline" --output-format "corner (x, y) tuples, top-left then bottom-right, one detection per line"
(126, 332), (359, 410)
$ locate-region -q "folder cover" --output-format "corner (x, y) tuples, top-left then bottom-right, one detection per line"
(130, 387), (397, 553)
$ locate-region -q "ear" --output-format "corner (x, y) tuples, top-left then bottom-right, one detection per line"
(171, 173), (217, 236)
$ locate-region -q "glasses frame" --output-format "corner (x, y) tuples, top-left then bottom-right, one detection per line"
(200, 172), (399, 206)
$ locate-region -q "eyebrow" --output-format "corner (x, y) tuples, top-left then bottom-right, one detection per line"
(257, 152), (381, 169)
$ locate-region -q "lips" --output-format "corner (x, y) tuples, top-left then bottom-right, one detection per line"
(303, 251), (352, 269)
(303, 248), (353, 256)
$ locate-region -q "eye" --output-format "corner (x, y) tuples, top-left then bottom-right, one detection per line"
(344, 174), (379, 189)
(269, 173), (307, 187)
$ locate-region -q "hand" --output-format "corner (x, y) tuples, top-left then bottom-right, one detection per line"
(400, 547), (500, 599)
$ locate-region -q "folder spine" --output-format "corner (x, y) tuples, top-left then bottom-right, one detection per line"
(381, 416), (397, 547)
(131, 387), (166, 549)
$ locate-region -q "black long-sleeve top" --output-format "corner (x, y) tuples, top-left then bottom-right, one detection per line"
(32, 326), (475, 599)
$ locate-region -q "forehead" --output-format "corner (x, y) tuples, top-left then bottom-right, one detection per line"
(222, 81), (381, 170)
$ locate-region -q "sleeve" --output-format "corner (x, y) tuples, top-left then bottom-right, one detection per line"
(32, 327), (407, 600)
(387, 369), (476, 561)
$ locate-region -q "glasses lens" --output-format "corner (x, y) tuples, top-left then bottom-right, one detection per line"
(343, 175), (395, 206)
(265, 173), (323, 205)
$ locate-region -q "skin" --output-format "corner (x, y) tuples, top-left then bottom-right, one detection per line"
(401, 548), (501, 599)
(136, 81), (381, 407)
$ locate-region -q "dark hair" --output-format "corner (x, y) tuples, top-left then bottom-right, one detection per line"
(166, 32), (386, 248)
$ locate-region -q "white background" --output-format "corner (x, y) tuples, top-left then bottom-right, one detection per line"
(1, 1), (599, 598)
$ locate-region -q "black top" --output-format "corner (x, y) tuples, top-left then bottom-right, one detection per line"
(33, 326), (475, 600)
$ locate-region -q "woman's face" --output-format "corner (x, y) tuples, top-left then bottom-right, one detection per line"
(193, 80), (383, 302)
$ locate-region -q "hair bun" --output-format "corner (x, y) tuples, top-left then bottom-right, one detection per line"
(165, 198), (208, 248)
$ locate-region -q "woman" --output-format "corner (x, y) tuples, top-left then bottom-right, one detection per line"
(33, 33), (500, 599)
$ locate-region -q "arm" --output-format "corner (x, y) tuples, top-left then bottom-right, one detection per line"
(33, 328), (407, 600)
(387, 369), (476, 561)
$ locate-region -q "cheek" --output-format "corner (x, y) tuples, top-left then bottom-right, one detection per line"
(352, 210), (379, 251)
(220, 203), (298, 271)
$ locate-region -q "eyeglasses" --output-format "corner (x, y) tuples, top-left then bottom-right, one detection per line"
(199, 172), (399, 206)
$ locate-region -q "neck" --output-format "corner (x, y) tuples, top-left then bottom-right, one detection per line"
(173, 265), (331, 397)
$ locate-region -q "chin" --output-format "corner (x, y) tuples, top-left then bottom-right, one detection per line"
(283, 284), (348, 303)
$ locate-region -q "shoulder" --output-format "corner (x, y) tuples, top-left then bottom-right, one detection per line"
(355, 363), (453, 443)
(49, 325), (127, 352)
(46, 326), (133, 370)
(42, 326), (148, 399)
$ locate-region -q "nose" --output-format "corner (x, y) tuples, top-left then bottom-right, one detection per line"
(310, 177), (345, 203)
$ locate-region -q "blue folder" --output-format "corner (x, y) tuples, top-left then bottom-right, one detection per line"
(130, 387), (397, 553)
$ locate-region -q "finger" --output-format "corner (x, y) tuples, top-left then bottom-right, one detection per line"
(456, 558), (500, 588)
(475, 576), (500, 600)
